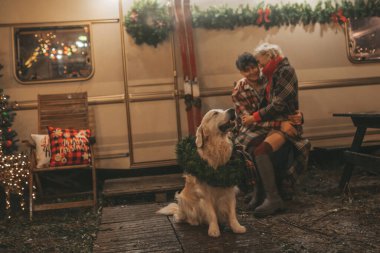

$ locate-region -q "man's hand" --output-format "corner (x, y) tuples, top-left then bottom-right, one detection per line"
(242, 115), (254, 125)
(281, 121), (297, 137)
(288, 111), (303, 125)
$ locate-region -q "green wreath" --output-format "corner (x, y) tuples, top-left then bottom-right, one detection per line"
(125, 0), (173, 47)
(176, 136), (246, 187)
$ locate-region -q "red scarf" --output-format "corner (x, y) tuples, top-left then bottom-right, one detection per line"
(262, 56), (283, 102)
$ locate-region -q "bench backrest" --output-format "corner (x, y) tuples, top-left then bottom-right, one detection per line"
(38, 92), (89, 134)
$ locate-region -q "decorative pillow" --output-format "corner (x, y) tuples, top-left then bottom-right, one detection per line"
(47, 127), (92, 167)
(31, 134), (51, 168)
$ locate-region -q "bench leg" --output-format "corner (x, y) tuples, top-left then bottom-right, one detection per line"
(29, 171), (34, 221)
(339, 164), (354, 190)
(339, 126), (366, 190)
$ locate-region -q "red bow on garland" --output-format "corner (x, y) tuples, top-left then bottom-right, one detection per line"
(130, 10), (139, 23)
(331, 8), (347, 24)
(256, 7), (271, 25)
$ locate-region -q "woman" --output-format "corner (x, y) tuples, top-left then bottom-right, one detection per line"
(232, 52), (301, 212)
(240, 43), (311, 217)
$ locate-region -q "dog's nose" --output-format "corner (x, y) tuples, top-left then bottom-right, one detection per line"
(227, 108), (236, 120)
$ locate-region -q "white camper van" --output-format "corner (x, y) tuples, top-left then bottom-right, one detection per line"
(1, 0), (379, 170)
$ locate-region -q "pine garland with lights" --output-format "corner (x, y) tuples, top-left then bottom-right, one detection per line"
(125, 0), (379, 46)
(192, 0), (380, 30)
(125, 0), (173, 47)
(176, 136), (246, 187)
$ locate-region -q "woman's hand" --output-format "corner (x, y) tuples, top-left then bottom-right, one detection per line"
(242, 115), (254, 125)
(288, 111), (303, 125)
(281, 121), (297, 137)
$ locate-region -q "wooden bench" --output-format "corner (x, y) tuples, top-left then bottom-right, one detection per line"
(333, 112), (380, 190)
(29, 93), (97, 220)
(344, 151), (380, 168)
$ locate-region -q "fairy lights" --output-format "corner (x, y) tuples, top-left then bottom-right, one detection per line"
(0, 143), (30, 218)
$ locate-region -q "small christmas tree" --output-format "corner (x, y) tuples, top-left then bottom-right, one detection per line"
(0, 64), (18, 155)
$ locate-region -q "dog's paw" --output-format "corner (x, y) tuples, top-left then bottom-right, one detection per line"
(173, 214), (183, 223)
(231, 224), (246, 234)
(208, 225), (221, 237)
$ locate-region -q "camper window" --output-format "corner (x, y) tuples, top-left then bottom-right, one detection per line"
(346, 17), (380, 63)
(13, 25), (93, 83)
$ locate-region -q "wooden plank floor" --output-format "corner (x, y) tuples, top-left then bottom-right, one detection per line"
(93, 203), (182, 252)
(93, 203), (282, 253)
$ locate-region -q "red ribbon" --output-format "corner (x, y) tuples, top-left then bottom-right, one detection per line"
(331, 8), (347, 24)
(130, 10), (139, 23)
(256, 8), (263, 25)
(256, 7), (271, 25)
(264, 7), (271, 23)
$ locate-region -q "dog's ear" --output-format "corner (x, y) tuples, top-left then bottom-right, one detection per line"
(195, 126), (204, 148)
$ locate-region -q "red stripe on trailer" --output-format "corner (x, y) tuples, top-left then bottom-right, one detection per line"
(183, 0), (197, 80)
(174, 0), (190, 79)
(174, 0), (195, 135)
(183, 0), (202, 129)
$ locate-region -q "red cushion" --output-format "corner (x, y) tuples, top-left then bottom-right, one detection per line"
(48, 126), (92, 167)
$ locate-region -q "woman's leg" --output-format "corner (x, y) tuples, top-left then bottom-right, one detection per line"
(245, 137), (266, 209)
(253, 131), (286, 217)
(264, 131), (286, 152)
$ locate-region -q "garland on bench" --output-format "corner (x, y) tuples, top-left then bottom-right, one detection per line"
(176, 136), (246, 188)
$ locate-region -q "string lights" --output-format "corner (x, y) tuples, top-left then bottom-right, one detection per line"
(0, 144), (30, 218)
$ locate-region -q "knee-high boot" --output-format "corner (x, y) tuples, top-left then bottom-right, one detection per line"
(253, 154), (284, 218)
(245, 180), (264, 210)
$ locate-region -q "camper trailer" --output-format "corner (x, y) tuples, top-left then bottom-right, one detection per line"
(1, 0), (380, 252)
(1, 0), (379, 171)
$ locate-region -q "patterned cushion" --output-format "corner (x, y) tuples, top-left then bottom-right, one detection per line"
(47, 127), (92, 167)
(31, 134), (51, 168)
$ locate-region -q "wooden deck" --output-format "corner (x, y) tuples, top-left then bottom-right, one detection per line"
(93, 203), (282, 253)
(102, 174), (184, 202)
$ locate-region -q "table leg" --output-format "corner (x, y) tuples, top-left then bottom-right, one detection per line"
(338, 126), (367, 189)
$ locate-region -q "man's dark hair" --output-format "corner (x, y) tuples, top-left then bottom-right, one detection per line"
(235, 52), (258, 71)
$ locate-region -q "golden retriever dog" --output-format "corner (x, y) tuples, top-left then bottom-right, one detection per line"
(157, 108), (246, 237)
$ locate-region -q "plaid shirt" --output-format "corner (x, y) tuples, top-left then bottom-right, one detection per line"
(232, 58), (311, 186)
(232, 77), (281, 150)
(258, 58), (299, 123)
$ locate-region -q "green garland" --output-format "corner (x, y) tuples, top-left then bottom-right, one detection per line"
(176, 136), (246, 187)
(125, 0), (173, 47)
(192, 0), (380, 30)
(125, 0), (379, 46)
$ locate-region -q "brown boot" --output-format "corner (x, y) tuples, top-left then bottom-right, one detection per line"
(253, 154), (284, 218)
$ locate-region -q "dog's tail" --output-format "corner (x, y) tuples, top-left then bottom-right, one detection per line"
(156, 203), (178, 216)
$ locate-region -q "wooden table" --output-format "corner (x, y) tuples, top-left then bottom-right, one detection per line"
(333, 112), (380, 189)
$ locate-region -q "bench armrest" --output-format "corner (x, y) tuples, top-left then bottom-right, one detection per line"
(22, 139), (36, 149)
(89, 136), (96, 145)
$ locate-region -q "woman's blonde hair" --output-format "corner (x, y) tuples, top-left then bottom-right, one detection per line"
(253, 43), (283, 58)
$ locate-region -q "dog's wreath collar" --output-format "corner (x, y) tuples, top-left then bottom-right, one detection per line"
(176, 136), (246, 187)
